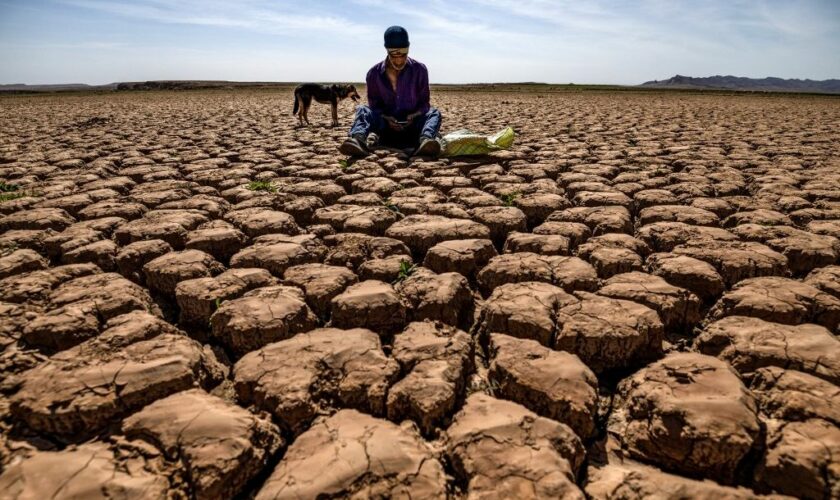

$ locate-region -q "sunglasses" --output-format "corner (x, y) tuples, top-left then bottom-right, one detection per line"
(387, 48), (409, 56)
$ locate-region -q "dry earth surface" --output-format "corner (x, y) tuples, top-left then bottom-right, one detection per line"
(0, 87), (839, 499)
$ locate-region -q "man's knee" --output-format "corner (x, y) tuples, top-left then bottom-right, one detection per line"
(355, 104), (372, 117)
(426, 107), (441, 118)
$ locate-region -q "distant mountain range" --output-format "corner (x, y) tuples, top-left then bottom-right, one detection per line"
(641, 75), (840, 94)
(0, 81), (292, 92)
(3, 76), (840, 94)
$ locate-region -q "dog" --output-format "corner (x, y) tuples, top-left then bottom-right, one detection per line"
(293, 83), (360, 127)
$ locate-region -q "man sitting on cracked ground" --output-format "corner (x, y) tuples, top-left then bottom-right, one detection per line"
(339, 25), (442, 158)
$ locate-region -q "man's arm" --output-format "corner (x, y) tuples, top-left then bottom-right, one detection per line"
(405, 64), (431, 121)
(366, 68), (386, 114)
(416, 64), (431, 115)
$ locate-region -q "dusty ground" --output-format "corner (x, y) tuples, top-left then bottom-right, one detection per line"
(0, 88), (839, 499)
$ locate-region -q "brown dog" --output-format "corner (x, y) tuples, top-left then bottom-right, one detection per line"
(293, 83), (360, 127)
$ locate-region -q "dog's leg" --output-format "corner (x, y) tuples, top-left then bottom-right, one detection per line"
(331, 101), (338, 127)
(304, 96), (312, 126)
(295, 95), (304, 127)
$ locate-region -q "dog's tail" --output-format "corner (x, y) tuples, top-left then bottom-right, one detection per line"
(292, 91), (299, 115)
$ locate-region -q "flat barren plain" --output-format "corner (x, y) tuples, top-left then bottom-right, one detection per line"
(0, 87), (839, 499)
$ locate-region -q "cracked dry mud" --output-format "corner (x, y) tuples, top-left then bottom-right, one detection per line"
(0, 88), (838, 498)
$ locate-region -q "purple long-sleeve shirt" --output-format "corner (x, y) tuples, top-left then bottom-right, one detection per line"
(365, 57), (430, 120)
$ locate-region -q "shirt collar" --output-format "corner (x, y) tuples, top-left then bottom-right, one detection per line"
(379, 56), (413, 74)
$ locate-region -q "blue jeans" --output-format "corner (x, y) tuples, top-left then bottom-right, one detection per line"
(349, 105), (441, 148)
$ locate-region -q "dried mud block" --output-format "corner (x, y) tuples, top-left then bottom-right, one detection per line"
(282, 263), (358, 319)
(422, 238), (497, 279)
(279, 195), (325, 226)
(330, 280), (407, 335)
(233, 328), (399, 434)
(555, 292), (664, 373)
(632, 189), (680, 213)
(184, 226), (248, 263)
(115, 239), (173, 284)
(573, 190), (633, 209)
(514, 192), (571, 227)
(44, 226), (105, 260)
(672, 240), (789, 287)
(0, 229), (57, 254)
(230, 234), (326, 277)
(175, 267), (277, 328)
(224, 207), (301, 238)
(0, 207), (76, 232)
(635, 221), (737, 252)
(533, 221), (592, 248)
(646, 252), (726, 302)
(0, 442), (169, 499)
(749, 367), (839, 426)
(503, 231), (571, 256)
(731, 223), (840, 275)
(585, 461), (775, 500)
(0, 263), (99, 305)
(10, 332), (223, 437)
(313, 204), (400, 235)
(638, 205), (720, 227)
(114, 210), (209, 249)
(0, 249), (48, 280)
(210, 285), (317, 356)
(323, 232), (410, 270)
(395, 268), (473, 327)
(469, 206), (528, 245)
(158, 195), (230, 219)
(123, 389), (283, 499)
(477, 281), (577, 346)
(22, 272), (158, 349)
(547, 206), (633, 235)
(255, 409), (446, 499)
(609, 352), (760, 484)
(805, 265), (840, 300)
(78, 200), (148, 220)
(61, 239), (118, 270)
(696, 316), (840, 385)
(590, 246), (644, 278)
(597, 272), (702, 331)
(808, 219), (840, 239)
(755, 419), (840, 500)
(445, 394), (586, 499)
(385, 215), (491, 257)
(358, 254), (412, 282)
(283, 179), (346, 204)
(477, 253), (598, 296)
(580, 233), (650, 259)
(488, 333), (598, 439)
(143, 249), (225, 297)
(387, 321), (473, 435)
(723, 209), (794, 228)
(708, 277), (840, 332)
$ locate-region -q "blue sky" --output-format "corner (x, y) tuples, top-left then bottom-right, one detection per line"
(1, 0), (838, 85)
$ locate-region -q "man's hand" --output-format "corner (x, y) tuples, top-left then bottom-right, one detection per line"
(383, 115), (405, 131)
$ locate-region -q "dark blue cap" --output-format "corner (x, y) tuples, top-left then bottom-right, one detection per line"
(384, 26), (409, 48)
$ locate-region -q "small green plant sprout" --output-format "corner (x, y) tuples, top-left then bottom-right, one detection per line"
(0, 191), (26, 203)
(381, 198), (401, 214)
(246, 180), (276, 193)
(393, 260), (417, 284)
(0, 242), (19, 257)
(0, 181), (26, 202)
(482, 378), (502, 396)
(500, 191), (520, 207)
(0, 181), (20, 192)
(338, 158), (349, 170)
